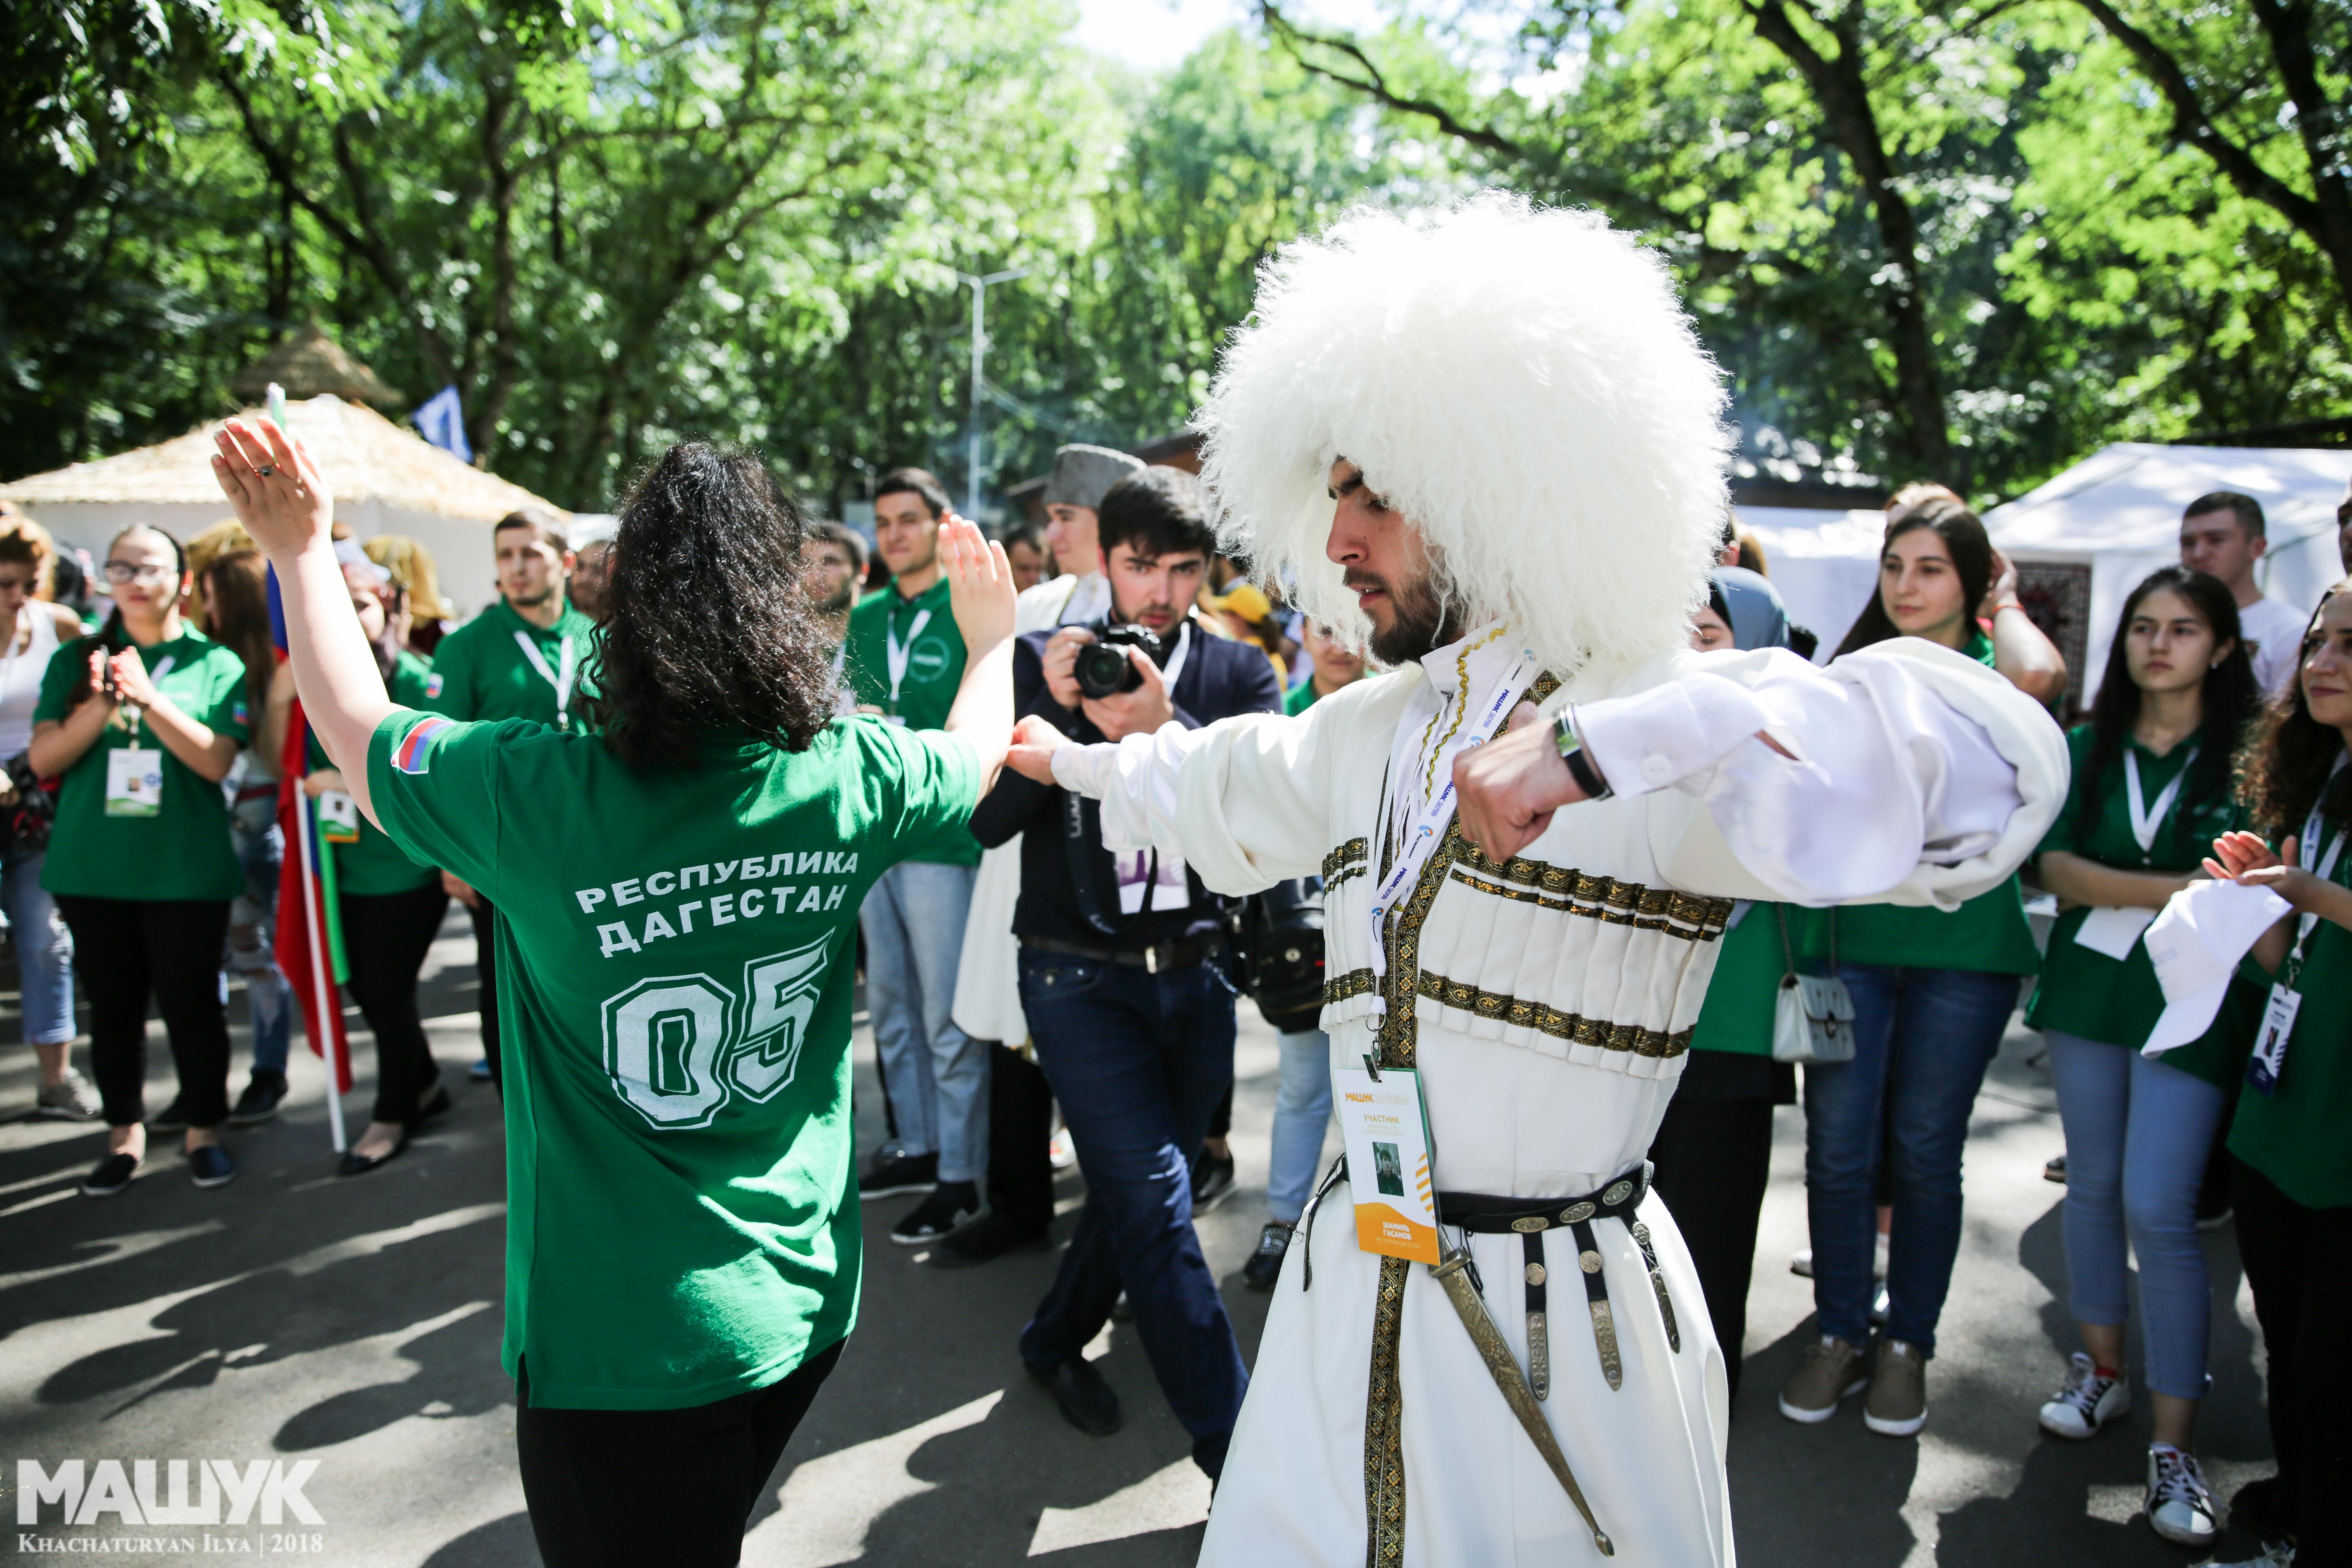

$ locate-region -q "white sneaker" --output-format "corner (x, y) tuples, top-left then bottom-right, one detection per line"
(1787, 1234), (1889, 1281)
(2144, 1444), (2216, 1546)
(2038, 1351), (2130, 1439)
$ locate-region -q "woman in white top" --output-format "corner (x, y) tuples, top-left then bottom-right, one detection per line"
(0, 515), (96, 1118)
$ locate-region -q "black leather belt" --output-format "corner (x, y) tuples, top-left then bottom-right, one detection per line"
(1436, 1164), (1681, 1396)
(1021, 931), (1224, 975)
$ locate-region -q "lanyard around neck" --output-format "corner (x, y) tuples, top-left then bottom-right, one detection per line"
(512, 630), (576, 726)
(1365, 636), (1542, 1002)
(884, 601), (934, 711)
(2123, 745), (2197, 856)
(2292, 759), (2350, 960)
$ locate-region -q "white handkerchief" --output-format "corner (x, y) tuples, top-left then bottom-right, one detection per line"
(2141, 879), (2291, 1054)
(2074, 904), (2156, 961)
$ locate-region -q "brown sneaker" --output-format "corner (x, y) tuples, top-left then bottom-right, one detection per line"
(1777, 1334), (1868, 1424)
(1864, 1337), (1928, 1436)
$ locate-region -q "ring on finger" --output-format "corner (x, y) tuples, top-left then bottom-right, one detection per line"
(254, 463), (277, 477)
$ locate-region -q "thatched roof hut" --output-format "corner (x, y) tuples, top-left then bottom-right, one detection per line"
(231, 323), (403, 408)
(0, 394), (568, 615)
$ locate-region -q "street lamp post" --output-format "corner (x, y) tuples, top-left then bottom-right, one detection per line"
(955, 265), (1029, 517)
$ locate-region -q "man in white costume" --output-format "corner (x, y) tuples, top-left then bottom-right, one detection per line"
(1004, 194), (2068, 1566)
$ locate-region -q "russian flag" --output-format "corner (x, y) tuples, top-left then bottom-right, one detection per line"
(392, 717), (453, 775)
(267, 567), (354, 1111)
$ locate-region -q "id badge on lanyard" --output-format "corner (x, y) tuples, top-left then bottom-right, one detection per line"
(2247, 805), (2344, 1096)
(105, 746), (163, 817)
(2074, 746), (2201, 961)
(1332, 1060), (1441, 1264)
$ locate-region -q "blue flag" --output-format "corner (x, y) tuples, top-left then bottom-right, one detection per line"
(412, 384), (472, 464)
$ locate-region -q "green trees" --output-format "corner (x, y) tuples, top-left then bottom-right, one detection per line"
(3, 0), (2344, 510)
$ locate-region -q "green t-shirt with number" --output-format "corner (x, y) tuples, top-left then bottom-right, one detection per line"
(366, 707), (981, 1410)
(2227, 810), (2352, 1209)
(423, 596), (598, 732)
(1829, 628), (2041, 976)
(840, 575), (976, 866)
(2025, 726), (2242, 1078)
(307, 651), (441, 896)
(36, 628), (252, 902)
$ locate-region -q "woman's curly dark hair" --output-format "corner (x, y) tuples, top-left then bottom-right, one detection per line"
(588, 443), (837, 769)
(2239, 581), (2352, 837)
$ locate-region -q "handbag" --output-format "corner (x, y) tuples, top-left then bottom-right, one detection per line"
(2, 751), (59, 855)
(1772, 904), (1855, 1064)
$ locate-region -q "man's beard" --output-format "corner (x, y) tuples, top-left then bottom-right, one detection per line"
(820, 579), (858, 616)
(1349, 569), (1455, 665)
(509, 582), (557, 609)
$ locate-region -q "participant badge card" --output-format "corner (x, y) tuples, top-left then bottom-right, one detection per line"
(1332, 1064), (1440, 1264)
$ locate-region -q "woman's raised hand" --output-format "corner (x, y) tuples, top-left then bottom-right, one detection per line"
(210, 416), (334, 561)
(940, 511), (1016, 654)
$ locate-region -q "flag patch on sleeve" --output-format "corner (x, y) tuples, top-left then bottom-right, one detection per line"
(423, 672), (445, 699)
(392, 717), (454, 775)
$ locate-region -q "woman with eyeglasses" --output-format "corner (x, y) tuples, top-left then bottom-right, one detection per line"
(29, 525), (254, 1196)
(0, 515), (97, 1121)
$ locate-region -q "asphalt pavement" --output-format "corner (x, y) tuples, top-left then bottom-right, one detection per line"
(0, 909), (2285, 1565)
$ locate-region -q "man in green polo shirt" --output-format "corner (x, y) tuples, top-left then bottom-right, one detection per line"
(841, 466), (991, 1243)
(427, 506), (598, 1094)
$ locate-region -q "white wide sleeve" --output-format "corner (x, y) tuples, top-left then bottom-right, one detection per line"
(1048, 684), (1371, 895)
(1568, 640), (2069, 908)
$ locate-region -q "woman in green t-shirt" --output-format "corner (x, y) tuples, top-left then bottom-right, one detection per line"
(2202, 582), (2352, 1566)
(2024, 566), (2260, 1547)
(1780, 490), (2070, 1439)
(213, 415), (1016, 1568)
(28, 525), (252, 1197)
(261, 546), (452, 1178)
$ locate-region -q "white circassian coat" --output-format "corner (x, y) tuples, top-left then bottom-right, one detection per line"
(1048, 625), (2068, 1568)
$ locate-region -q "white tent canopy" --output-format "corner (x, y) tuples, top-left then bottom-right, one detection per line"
(1987, 443), (2350, 699)
(1733, 507), (1886, 662)
(0, 395), (571, 617)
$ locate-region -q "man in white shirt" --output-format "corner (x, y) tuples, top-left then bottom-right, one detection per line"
(2180, 490), (2310, 694)
(1005, 193), (2066, 1566)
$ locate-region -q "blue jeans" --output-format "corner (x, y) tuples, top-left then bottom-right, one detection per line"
(1269, 1028), (1334, 1223)
(2, 849), (74, 1046)
(2045, 1030), (2224, 1399)
(1017, 947), (1247, 1477)
(227, 791), (292, 1076)
(1803, 964), (2021, 1353)
(858, 860), (986, 1184)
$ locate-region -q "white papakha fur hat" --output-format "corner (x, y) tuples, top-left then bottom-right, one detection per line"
(1194, 190), (1733, 682)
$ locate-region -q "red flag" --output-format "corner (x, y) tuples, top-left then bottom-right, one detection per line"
(276, 696), (353, 1094)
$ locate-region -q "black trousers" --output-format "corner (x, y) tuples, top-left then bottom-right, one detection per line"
(56, 895), (232, 1129)
(1646, 1051), (1784, 1402)
(987, 1042), (1055, 1234)
(516, 1341), (845, 1568)
(467, 893), (502, 1092)
(2235, 1158), (2352, 1564)
(340, 885), (449, 1126)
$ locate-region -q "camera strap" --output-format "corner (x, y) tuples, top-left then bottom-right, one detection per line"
(1062, 788), (1154, 937)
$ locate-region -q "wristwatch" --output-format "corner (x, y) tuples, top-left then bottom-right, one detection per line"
(1552, 707), (1613, 801)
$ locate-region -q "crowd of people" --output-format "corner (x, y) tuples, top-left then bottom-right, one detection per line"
(8, 200), (2352, 1568)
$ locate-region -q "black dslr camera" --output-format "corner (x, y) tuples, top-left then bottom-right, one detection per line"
(1074, 623), (1169, 699)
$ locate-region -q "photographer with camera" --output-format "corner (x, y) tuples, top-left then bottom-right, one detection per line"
(970, 466), (1279, 1478)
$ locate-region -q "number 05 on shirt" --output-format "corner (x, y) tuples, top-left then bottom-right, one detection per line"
(364, 707), (981, 1411)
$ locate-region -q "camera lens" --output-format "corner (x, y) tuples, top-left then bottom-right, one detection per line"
(1074, 642), (1138, 700)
